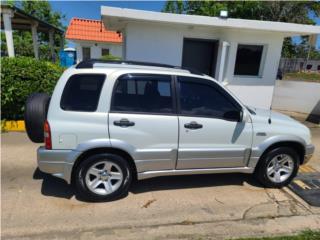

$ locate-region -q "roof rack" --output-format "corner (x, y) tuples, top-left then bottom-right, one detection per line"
(75, 59), (204, 75)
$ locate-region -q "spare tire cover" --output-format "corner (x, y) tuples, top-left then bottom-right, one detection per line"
(24, 93), (51, 143)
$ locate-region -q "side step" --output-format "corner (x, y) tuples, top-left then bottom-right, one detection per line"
(137, 167), (254, 180)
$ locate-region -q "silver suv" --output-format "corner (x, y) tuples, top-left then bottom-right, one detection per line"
(25, 60), (314, 201)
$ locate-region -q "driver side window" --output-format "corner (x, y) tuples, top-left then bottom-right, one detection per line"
(178, 76), (239, 119)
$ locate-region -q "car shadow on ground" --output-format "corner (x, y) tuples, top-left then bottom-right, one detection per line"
(33, 168), (75, 199)
(130, 173), (262, 194)
(33, 168), (262, 201)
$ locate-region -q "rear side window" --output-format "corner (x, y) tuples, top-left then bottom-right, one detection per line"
(111, 74), (174, 114)
(60, 74), (105, 112)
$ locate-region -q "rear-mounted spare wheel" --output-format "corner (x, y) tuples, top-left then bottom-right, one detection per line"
(24, 93), (51, 143)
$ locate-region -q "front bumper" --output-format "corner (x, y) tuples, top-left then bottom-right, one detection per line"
(304, 144), (315, 164)
(37, 147), (80, 183)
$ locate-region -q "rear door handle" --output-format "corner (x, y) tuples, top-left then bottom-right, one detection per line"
(114, 119), (135, 127)
(184, 121), (203, 130)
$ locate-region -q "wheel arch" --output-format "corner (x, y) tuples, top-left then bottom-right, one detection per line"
(71, 147), (137, 185)
(259, 141), (305, 165)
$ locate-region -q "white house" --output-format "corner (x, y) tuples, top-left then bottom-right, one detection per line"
(66, 18), (122, 62)
(101, 7), (320, 109)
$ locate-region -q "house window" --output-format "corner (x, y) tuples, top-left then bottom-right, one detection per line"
(82, 47), (91, 60)
(234, 44), (264, 76)
(306, 64), (312, 70)
(102, 48), (110, 56)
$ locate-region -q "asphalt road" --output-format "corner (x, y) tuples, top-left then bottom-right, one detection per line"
(2, 124), (320, 240)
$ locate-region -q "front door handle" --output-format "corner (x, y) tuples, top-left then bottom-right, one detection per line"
(184, 121), (203, 130)
(114, 119), (135, 127)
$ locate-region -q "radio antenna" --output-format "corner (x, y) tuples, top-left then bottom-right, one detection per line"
(269, 74), (278, 124)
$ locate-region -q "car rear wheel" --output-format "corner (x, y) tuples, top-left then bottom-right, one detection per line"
(255, 147), (299, 188)
(74, 153), (132, 202)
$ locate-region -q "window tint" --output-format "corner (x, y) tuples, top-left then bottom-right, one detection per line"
(60, 74), (105, 112)
(111, 74), (173, 114)
(178, 77), (239, 118)
(234, 44), (264, 76)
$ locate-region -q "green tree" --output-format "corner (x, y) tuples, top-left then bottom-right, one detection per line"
(162, 0), (185, 14)
(281, 38), (297, 58)
(309, 47), (320, 60)
(1, 31), (34, 57)
(20, 1), (65, 29)
(164, 1), (320, 24)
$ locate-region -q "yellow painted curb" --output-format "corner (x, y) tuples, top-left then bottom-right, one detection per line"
(2, 120), (26, 132)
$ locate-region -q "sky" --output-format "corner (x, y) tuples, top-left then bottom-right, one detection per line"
(50, 1), (166, 25)
(49, 0), (320, 49)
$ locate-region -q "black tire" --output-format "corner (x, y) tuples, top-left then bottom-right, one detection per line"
(254, 147), (299, 188)
(24, 93), (51, 143)
(74, 153), (132, 202)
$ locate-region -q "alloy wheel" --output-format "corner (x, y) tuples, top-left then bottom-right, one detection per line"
(85, 160), (123, 195)
(266, 154), (294, 183)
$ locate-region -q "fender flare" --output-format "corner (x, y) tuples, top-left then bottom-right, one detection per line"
(248, 135), (306, 168)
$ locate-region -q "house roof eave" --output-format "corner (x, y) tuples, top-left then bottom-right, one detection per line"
(101, 6), (320, 37)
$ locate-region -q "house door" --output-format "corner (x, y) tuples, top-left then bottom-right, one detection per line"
(82, 47), (91, 60)
(182, 38), (219, 77)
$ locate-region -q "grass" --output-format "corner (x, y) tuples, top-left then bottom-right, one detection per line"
(230, 230), (320, 240)
(283, 72), (320, 83)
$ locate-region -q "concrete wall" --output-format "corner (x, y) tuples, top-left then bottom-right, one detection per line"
(124, 22), (284, 109)
(272, 80), (320, 116)
(74, 40), (122, 62)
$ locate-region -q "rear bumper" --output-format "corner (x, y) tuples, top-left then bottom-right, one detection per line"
(304, 144), (315, 164)
(37, 147), (80, 183)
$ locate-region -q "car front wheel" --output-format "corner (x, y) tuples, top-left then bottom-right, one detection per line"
(255, 147), (299, 188)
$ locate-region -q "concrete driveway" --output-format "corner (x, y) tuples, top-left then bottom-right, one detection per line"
(2, 123), (320, 240)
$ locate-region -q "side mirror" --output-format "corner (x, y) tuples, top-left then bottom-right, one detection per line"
(223, 110), (242, 122)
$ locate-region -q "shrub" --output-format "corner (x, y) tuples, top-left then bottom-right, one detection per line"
(1, 57), (64, 120)
(101, 54), (121, 61)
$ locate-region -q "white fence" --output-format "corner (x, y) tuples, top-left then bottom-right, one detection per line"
(279, 58), (320, 73)
(272, 80), (320, 116)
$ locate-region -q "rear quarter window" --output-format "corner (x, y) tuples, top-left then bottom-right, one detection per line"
(60, 74), (106, 112)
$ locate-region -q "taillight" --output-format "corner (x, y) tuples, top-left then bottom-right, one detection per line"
(44, 120), (52, 149)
